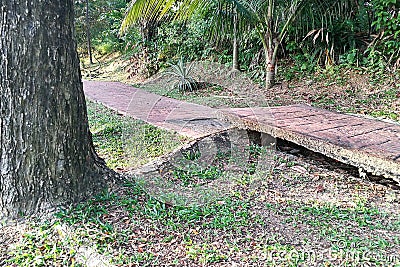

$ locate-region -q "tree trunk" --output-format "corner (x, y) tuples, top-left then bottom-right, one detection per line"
(265, 51), (276, 89)
(86, 0), (94, 64)
(264, 42), (276, 89)
(232, 11), (240, 71)
(232, 37), (239, 71)
(265, 0), (275, 89)
(265, 70), (275, 89)
(0, 0), (108, 219)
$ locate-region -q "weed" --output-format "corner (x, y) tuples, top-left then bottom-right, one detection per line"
(186, 243), (228, 264)
(7, 221), (82, 267)
(171, 165), (223, 186)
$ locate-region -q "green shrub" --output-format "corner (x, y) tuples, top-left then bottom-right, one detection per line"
(95, 41), (116, 55)
(165, 57), (198, 92)
(367, 0), (400, 70)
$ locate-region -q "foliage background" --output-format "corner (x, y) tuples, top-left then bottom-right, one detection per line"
(74, 0), (399, 81)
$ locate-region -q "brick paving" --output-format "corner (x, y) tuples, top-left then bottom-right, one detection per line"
(83, 80), (400, 183)
(219, 104), (400, 183)
(83, 80), (232, 139)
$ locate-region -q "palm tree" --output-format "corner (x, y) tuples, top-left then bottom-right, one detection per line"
(236, 0), (307, 88)
(203, 2), (246, 71)
(225, 0), (360, 88)
(120, 0), (244, 72)
(120, 0), (174, 42)
(120, 0), (359, 89)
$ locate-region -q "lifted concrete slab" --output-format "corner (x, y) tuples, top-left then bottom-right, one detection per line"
(83, 80), (232, 139)
(219, 104), (400, 183)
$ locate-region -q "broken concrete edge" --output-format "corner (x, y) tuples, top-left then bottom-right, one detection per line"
(217, 110), (400, 185)
(129, 127), (259, 207)
(131, 126), (237, 176)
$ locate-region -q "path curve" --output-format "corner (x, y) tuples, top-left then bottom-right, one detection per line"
(83, 80), (232, 139)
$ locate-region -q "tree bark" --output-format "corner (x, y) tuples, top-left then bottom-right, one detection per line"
(265, 70), (275, 89)
(265, 48), (276, 89)
(232, 10), (240, 71)
(0, 0), (108, 219)
(232, 35), (239, 71)
(265, 0), (275, 89)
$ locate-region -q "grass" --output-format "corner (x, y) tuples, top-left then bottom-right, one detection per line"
(140, 81), (246, 108)
(86, 100), (185, 170)
(169, 165), (223, 186)
(140, 61), (270, 108)
(6, 185), (400, 266)
(9, 186), (400, 266)
(80, 53), (133, 83)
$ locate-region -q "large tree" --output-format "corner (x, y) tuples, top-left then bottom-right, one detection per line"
(0, 0), (108, 219)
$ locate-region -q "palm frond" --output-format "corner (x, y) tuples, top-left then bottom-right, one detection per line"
(120, 0), (176, 34)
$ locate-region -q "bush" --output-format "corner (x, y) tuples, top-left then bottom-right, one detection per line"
(367, 0), (400, 70)
(165, 57), (198, 92)
(74, 0), (128, 55)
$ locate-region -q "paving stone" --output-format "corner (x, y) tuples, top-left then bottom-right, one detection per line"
(219, 104), (400, 182)
(84, 81), (400, 183)
(83, 80), (232, 139)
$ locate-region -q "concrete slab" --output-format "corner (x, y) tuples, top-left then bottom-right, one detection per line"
(219, 104), (400, 183)
(83, 80), (232, 139)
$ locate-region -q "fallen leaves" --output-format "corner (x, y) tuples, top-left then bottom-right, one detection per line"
(290, 165), (308, 174)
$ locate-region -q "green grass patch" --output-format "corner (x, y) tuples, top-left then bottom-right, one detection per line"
(7, 220), (83, 267)
(86, 100), (185, 169)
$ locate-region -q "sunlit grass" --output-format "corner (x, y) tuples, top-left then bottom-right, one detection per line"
(86, 100), (186, 170)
